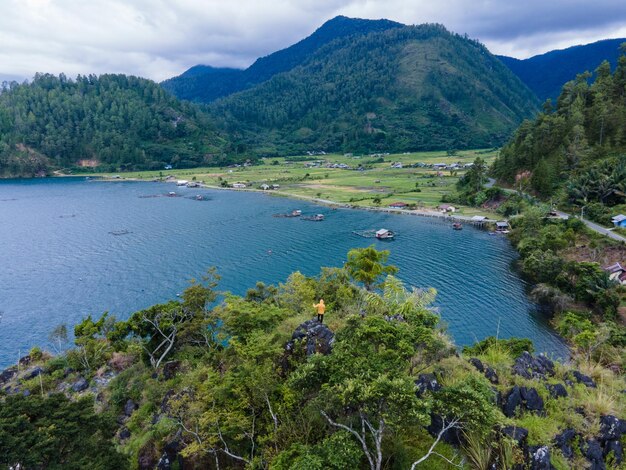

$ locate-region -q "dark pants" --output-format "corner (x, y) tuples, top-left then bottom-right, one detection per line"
(317, 314), (324, 323)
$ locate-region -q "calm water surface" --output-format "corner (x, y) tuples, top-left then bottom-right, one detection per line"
(0, 178), (566, 366)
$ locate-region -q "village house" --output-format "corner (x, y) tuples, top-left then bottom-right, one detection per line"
(388, 202), (408, 208)
(496, 221), (510, 232)
(603, 262), (626, 285)
(232, 183), (247, 189)
(611, 214), (626, 227)
(260, 184), (270, 190)
(438, 204), (456, 213)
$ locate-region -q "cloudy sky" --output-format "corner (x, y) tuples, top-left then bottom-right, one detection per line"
(1, 0), (626, 82)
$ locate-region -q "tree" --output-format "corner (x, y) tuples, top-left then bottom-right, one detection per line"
(345, 245), (398, 291)
(48, 324), (68, 354)
(0, 394), (125, 469)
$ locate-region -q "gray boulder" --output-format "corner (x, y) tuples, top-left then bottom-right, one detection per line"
(501, 425), (528, 447)
(582, 439), (606, 470)
(529, 446), (554, 470)
(415, 373), (441, 397)
(554, 428), (577, 459)
(469, 358), (484, 372)
(599, 415), (623, 441)
(571, 370), (596, 388)
(71, 377), (89, 392)
(512, 352), (555, 379)
(604, 440), (623, 465)
(286, 319), (335, 356)
(484, 366), (499, 384)
(124, 399), (138, 416)
(520, 387), (544, 413)
(0, 367), (17, 385)
(503, 386), (523, 417)
(546, 383), (568, 399)
(22, 366), (43, 380)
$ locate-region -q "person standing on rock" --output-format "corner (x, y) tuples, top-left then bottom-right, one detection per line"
(314, 299), (325, 323)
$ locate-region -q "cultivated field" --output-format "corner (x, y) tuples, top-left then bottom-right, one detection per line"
(90, 149), (498, 215)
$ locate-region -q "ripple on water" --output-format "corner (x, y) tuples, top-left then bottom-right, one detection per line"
(0, 178), (567, 367)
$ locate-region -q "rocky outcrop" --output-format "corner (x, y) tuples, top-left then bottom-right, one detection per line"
(469, 357), (499, 384)
(512, 352), (555, 380)
(415, 373), (441, 397)
(502, 386), (543, 417)
(71, 377), (89, 392)
(529, 446), (554, 470)
(571, 370), (596, 388)
(545, 383), (567, 399)
(426, 413), (462, 446)
(582, 439), (606, 470)
(163, 361), (181, 380)
(0, 366), (17, 385)
(124, 399), (138, 417)
(501, 425), (528, 448)
(554, 428), (577, 459)
(599, 415), (624, 441)
(22, 366), (43, 381)
(285, 320), (335, 356)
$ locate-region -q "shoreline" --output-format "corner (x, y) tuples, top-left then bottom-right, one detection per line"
(91, 175), (500, 228)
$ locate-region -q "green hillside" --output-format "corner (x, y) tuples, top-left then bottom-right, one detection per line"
(493, 52), (626, 222)
(498, 38), (626, 102)
(0, 74), (227, 176)
(161, 16), (403, 103)
(211, 24), (539, 156)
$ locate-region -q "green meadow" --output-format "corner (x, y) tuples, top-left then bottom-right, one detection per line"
(89, 149), (498, 215)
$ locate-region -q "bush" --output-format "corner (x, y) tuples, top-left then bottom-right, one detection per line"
(463, 336), (534, 358)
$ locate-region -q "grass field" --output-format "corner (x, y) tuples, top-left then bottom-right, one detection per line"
(84, 149), (498, 215)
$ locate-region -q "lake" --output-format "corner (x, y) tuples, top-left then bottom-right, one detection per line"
(0, 178), (566, 367)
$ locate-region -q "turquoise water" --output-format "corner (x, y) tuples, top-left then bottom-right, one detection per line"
(0, 178), (566, 366)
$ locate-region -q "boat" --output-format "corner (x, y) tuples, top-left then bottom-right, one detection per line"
(302, 214), (324, 221)
(375, 229), (395, 240)
(273, 209), (302, 218)
(167, 191), (177, 197)
(452, 222), (463, 230)
(187, 182), (199, 188)
(195, 194), (204, 201)
(176, 180), (189, 186)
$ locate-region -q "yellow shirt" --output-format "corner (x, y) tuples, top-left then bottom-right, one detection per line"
(314, 302), (325, 315)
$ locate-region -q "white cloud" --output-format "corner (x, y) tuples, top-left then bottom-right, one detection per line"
(0, 0), (625, 82)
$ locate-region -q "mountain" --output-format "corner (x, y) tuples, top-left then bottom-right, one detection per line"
(161, 16), (403, 103)
(210, 24), (539, 156)
(493, 51), (626, 210)
(0, 74), (227, 176)
(498, 38), (626, 102)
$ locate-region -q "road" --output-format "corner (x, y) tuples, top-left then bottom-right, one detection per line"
(485, 179), (626, 243)
(555, 210), (626, 243)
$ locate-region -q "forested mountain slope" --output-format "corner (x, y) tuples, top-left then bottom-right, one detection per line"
(493, 53), (626, 221)
(499, 38), (626, 102)
(161, 16), (403, 103)
(0, 74), (226, 176)
(210, 24), (539, 156)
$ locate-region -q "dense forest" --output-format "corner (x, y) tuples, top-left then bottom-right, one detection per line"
(161, 16), (403, 103)
(210, 24), (538, 156)
(0, 247), (624, 469)
(498, 38), (626, 102)
(0, 74), (227, 176)
(493, 48), (626, 219)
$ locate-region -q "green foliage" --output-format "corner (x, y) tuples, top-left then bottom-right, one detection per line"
(433, 375), (499, 436)
(345, 245), (398, 290)
(494, 50), (626, 202)
(211, 24), (537, 156)
(463, 336), (534, 358)
(0, 74), (225, 176)
(0, 394), (125, 469)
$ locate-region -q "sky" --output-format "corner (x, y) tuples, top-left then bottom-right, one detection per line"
(1, 0), (626, 83)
